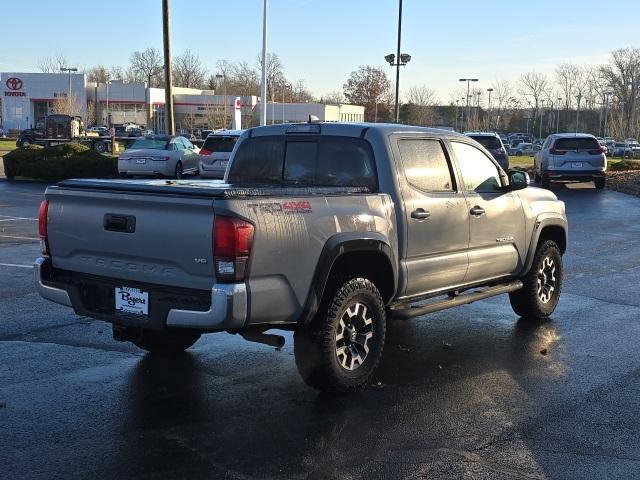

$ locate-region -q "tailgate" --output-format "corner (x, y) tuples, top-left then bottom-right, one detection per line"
(46, 187), (215, 290)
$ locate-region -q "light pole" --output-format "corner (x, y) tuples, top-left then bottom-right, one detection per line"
(259, 0), (268, 126)
(575, 93), (582, 134)
(215, 74), (227, 128)
(384, 51), (411, 123)
(455, 99), (460, 131)
(106, 80), (111, 127)
(162, 0), (175, 134)
(60, 66), (78, 112)
(539, 99), (544, 139)
(459, 78), (478, 132)
(603, 92), (613, 141)
(556, 97), (562, 133)
(487, 88), (493, 130)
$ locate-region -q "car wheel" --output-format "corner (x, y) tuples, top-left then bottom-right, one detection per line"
(174, 161), (183, 179)
(541, 174), (551, 189)
(534, 171), (541, 183)
(294, 277), (386, 393)
(509, 240), (562, 320)
(93, 141), (107, 153)
(595, 177), (605, 190)
(21, 138), (30, 147)
(516, 151), (522, 156)
(132, 329), (201, 354)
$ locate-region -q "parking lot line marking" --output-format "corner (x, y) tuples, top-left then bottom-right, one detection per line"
(0, 218), (38, 222)
(0, 235), (39, 241)
(0, 262), (32, 269)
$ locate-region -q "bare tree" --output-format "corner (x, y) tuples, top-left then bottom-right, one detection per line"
(403, 85), (437, 126)
(321, 90), (345, 104)
(343, 65), (391, 122)
(292, 79), (314, 103)
(519, 71), (548, 134)
(50, 92), (82, 117)
(256, 52), (286, 102)
(173, 49), (207, 88)
(230, 61), (260, 96)
(129, 48), (164, 88)
(38, 54), (68, 73)
(86, 65), (110, 84)
(491, 79), (514, 130)
(555, 63), (581, 110)
(600, 48), (640, 138)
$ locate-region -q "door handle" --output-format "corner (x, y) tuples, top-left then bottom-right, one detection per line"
(470, 206), (485, 217)
(411, 208), (431, 220)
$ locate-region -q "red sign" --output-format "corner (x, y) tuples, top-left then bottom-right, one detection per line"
(6, 77), (23, 90)
(235, 98), (241, 110)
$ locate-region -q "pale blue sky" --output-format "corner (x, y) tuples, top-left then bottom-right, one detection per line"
(1, 0), (637, 101)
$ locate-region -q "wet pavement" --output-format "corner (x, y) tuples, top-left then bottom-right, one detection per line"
(1, 179), (639, 479)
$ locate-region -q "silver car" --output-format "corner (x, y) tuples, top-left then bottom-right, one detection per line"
(198, 130), (244, 179)
(533, 133), (606, 189)
(508, 142), (540, 156)
(118, 135), (199, 179)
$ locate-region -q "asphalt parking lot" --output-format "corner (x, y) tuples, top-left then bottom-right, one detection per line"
(1, 179), (640, 479)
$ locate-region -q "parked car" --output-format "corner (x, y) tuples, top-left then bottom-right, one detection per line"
(509, 142), (540, 156)
(117, 135), (200, 179)
(611, 142), (634, 158)
(533, 133), (606, 189)
(88, 126), (108, 135)
(465, 132), (509, 170)
(36, 122), (567, 393)
(198, 129), (244, 179)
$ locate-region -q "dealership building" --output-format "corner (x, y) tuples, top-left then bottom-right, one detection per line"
(1, 72), (364, 133)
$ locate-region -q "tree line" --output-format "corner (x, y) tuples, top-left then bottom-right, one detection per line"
(38, 47), (640, 139)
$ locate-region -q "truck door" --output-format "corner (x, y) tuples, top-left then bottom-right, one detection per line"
(396, 137), (470, 296)
(448, 140), (526, 284)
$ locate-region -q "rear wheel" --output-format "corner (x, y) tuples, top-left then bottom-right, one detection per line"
(540, 174), (551, 189)
(294, 277), (386, 393)
(509, 240), (562, 320)
(594, 177), (605, 189)
(21, 138), (31, 147)
(174, 162), (183, 179)
(516, 151), (523, 156)
(132, 329), (200, 354)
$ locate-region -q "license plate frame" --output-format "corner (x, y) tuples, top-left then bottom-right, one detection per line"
(571, 162), (583, 168)
(115, 287), (149, 315)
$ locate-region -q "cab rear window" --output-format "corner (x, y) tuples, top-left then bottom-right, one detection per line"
(202, 136), (239, 153)
(227, 136), (377, 190)
(469, 136), (502, 150)
(554, 138), (599, 150)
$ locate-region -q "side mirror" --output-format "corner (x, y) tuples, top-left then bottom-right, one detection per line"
(506, 169), (529, 191)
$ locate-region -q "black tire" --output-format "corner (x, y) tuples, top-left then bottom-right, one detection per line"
(93, 141), (107, 153)
(20, 138), (30, 147)
(541, 174), (551, 189)
(132, 329), (200, 355)
(516, 151), (523, 156)
(174, 162), (183, 179)
(534, 171), (541, 183)
(594, 177), (605, 190)
(119, 173), (130, 179)
(294, 277), (386, 393)
(509, 240), (562, 320)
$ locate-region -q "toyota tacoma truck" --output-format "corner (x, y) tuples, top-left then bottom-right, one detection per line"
(35, 122), (568, 393)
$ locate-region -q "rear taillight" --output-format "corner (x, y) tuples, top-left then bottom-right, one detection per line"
(213, 215), (254, 282)
(200, 149), (212, 155)
(589, 146), (606, 155)
(38, 199), (49, 255)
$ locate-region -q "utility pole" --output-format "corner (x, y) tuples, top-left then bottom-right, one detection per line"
(162, 0), (175, 134)
(260, 0), (268, 126)
(394, 0), (403, 123)
(459, 78), (478, 132)
(575, 93), (582, 134)
(486, 88), (493, 130)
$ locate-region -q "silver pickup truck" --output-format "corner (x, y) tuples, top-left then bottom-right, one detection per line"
(35, 122), (568, 392)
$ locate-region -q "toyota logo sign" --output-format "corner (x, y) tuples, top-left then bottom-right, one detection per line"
(6, 77), (23, 91)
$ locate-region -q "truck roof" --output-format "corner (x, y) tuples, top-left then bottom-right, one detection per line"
(246, 122), (468, 140)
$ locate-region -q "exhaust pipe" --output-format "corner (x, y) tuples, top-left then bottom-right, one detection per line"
(240, 331), (285, 349)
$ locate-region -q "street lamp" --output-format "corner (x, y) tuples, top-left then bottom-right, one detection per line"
(575, 93), (582, 134)
(539, 99), (545, 139)
(487, 88), (493, 130)
(60, 66), (78, 109)
(384, 51), (411, 123)
(455, 99), (460, 132)
(603, 92), (613, 141)
(556, 97), (562, 133)
(459, 78), (478, 132)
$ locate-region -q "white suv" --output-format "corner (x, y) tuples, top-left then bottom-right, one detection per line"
(534, 133), (606, 189)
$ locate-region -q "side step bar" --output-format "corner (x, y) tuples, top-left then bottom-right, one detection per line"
(389, 280), (523, 320)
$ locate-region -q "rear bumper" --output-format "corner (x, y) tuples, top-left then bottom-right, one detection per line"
(118, 160), (173, 177)
(198, 165), (226, 179)
(544, 169), (605, 181)
(34, 257), (247, 331)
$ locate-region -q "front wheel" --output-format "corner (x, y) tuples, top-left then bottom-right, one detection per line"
(93, 141), (107, 153)
(174, 161), (183, 179)
(294, 277), (386, 393)
(594, 177), (605, 190)
(20, 138), (31, 147)
(509, 240), (563, 320)
(132, 329), (201, 355)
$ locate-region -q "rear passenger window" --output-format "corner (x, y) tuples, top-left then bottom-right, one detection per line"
(398, 139), (453, 192)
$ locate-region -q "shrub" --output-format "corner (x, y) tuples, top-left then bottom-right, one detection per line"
(608, 160), (640, 171)
(2, 143), (117, 181)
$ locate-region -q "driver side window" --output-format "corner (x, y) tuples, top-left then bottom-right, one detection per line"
(451, 142), (502, 193)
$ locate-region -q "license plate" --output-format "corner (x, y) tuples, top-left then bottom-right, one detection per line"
(219, 160), (228, 167)
(136, 159), (146, 164)
(571, 162), (583, 168)
(115, 287), (149, 315)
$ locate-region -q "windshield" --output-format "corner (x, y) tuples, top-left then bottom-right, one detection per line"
(129, 138), (169, 150)
(469, 136), (502, 150)
(554, 138), (599, 150)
